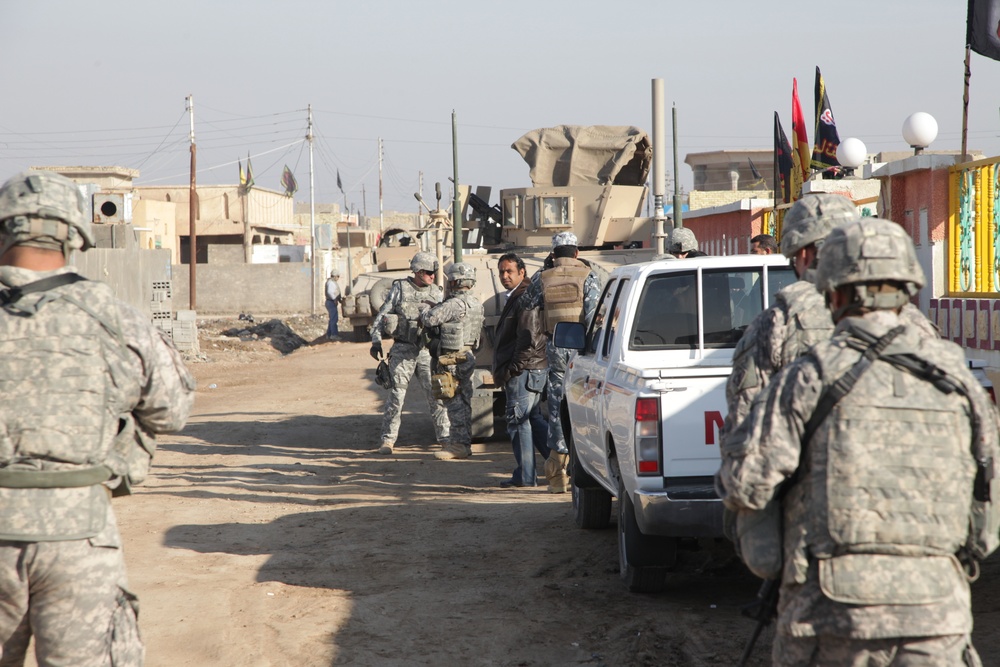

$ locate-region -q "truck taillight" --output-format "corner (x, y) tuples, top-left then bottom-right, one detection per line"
(635, 397), (660, 475)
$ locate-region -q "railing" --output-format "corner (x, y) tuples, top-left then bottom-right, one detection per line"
(949, 157), (1000, 295)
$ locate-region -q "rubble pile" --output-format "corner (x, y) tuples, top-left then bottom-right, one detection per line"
(195, 314), (331, 363)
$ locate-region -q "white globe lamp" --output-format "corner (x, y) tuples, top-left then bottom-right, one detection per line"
(902, 112), (938, 155)
(836, 137), (867, 176)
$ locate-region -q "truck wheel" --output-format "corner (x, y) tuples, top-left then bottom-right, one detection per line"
(573, 484), (613, 530)
(617, 476), (676, 594)
(568, 426), (611, 529)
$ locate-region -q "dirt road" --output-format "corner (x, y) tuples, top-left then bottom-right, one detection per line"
(114, 317), (1000, 667)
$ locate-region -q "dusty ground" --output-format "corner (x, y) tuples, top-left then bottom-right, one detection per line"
(111, 315), (1000, 667)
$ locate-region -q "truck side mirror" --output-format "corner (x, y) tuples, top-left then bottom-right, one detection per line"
(553, 322), (586, 351)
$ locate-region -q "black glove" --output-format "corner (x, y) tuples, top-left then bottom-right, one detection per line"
(370, 342), (383, 360)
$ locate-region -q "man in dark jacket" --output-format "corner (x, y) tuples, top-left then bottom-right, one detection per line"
(492, 253), (549, 487)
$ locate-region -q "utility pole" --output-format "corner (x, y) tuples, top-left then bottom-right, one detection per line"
(308, 104), (317, 315)
(378, 138), (384, 234)
(187, 94), (197, 309)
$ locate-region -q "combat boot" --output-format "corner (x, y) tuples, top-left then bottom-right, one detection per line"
(378, 440), (394, 455)
(434, 443), (471, 460)
(544, 452), (571, 493)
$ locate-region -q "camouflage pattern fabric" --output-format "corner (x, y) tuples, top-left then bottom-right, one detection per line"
(523, 268), (599, 455)
(379, 343), (449, 446)
(723, 277), (938, 442)
(420, 289), (484, 450)
(774, 632), (981, 667)
(437, 351), (476, 449)
(0, 504), (142, 667)
(0, 265), (194, 666)
(718, 309), (1000, 642)
(370, 278), (442, 346)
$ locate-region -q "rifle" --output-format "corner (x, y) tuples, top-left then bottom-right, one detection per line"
(738, 578), (779, 666)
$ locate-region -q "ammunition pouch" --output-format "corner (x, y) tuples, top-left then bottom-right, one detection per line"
(431, 371), (457, 400)
(436, 349), (468, 367)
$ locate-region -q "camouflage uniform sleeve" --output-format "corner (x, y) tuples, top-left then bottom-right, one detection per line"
(118, 303), (195, 434)
(521, 271), (543, 311)
(370, 281), (401, 345)
(420, 297), (467, 327)
(718, 357), (821, 511)
(583, 272), (601, 325)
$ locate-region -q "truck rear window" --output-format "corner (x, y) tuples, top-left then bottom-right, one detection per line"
(629, 267), (794, 350)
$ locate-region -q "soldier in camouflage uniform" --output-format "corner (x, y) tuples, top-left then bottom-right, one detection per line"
(0, 171), (195, 666)
(370, 252), (450, 455)
(522, 232), (601, 493)
(420, 262), (484, 460)
(722, 193), (938, 442)
(718, 217), (999, 666)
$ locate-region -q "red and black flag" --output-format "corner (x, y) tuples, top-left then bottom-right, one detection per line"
(811, 67), (841, 170)
(774, 112), (794, 204)
(968, 0), (1000, 61)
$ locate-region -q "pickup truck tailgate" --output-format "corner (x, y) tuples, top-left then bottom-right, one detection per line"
(655, 374), (728, 478)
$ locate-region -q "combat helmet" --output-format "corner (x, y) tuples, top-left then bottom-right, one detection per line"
(669, 227), (698, 254)
(780, 193), (859, 258)
(445, 262), (476, 288)
(815, 217), (924, 312)
(410, 251), (438, 274)
(0, 171), (94, 256)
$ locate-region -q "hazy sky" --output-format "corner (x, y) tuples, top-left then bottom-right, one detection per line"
(0, 1), (996, 213)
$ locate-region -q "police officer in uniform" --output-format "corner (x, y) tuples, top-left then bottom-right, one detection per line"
(0, 171), (195, 665)
(522, 232), (601, 492)
(420, 262), (484, 460)
(718, 217), (999, 666)
(370, 252), (450, 455)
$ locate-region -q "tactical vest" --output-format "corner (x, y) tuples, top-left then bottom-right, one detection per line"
(0, 276), (133, 540)
(806, 331), (975, 561)
(439, 291), (484, 352)
(775, 281), (834, 367)
(392, 279), (442, 346)
(540, 258), (591, 334)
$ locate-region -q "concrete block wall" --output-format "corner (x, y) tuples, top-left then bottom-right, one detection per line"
(689, 190), (772, 210)
(171, 261), (320, 314)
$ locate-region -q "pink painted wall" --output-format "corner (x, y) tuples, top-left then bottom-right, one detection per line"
(686, 207), (769, 255)
(885, 168), (951, 243)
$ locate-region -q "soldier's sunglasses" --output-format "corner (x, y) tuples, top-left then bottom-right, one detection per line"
(418, 270), (436, 277)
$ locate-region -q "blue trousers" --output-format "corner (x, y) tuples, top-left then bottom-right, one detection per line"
(504, 369), (549, 485)
(325, 299), (339, 338)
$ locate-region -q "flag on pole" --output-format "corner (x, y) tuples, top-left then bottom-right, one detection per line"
(811, 67), (841, 170)
(281, 165), (298, 197)
(239, 160), (246, 187)
(791, 79), (809, 200)
(774, 112), (794, 204)
(968, 0), (1000, 61)
(245, 153), (255, 190)
(747, 158), (766, 188)
(336, 169), (344, 194)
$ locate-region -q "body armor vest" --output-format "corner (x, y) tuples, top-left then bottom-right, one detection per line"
(806, 331), (975, 560)
(393, 279), (441, 346)
(775, 281), (834, 367)
(0, 277), (132, 540)
(540, 258), (591, 334)
(439, 291), (483, 351)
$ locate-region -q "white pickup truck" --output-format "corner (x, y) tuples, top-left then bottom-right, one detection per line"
(554, 254), (796, 593)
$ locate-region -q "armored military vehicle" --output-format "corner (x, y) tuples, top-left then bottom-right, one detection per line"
(343, 125), (664, 437)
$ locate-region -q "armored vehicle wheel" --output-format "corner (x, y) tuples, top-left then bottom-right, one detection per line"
(617, 475), (676, 594)
(368, 278), (393, 313)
